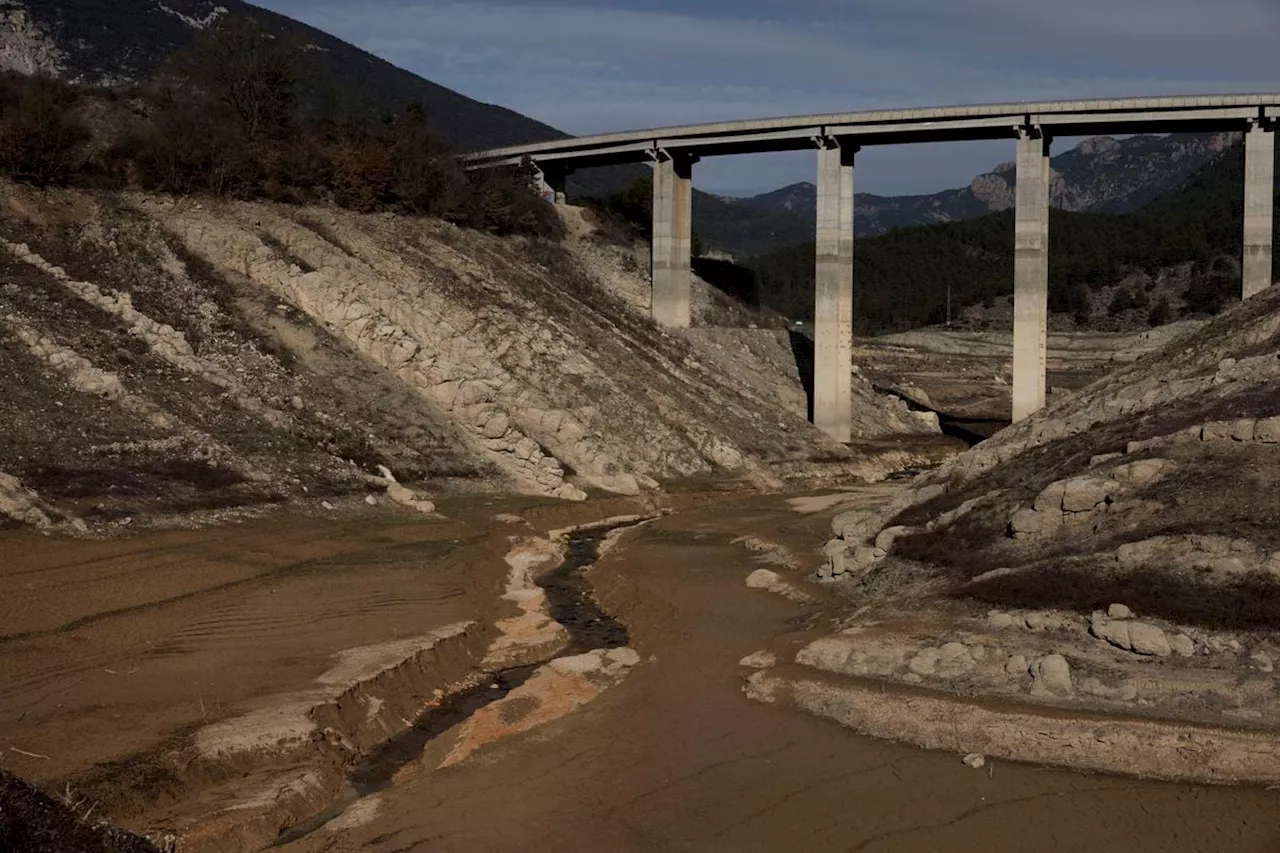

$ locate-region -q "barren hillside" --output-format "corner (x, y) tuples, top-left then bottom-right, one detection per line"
(0, 184), (948, 532)
(748, 286), (1280, 781)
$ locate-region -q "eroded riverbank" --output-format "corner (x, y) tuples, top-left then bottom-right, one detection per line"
(285, 491), (1280, 853)
(5, 489), (1280, 852)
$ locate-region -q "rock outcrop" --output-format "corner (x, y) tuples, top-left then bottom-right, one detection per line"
(0, 184), (944, 525)
(781, 285), (1280, 775)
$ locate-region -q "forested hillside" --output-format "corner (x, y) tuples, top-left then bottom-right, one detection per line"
(3, 0), (566, 151)
(744, 142), (1274, 335)
(692, 133), (1236, 259)
(0, 22), (560, 239)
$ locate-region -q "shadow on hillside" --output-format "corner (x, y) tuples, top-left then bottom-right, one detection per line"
(936, 416), (1010, 447)
(692, 257), (759, 309)
(959, 561), (1280, 631)
(787, 329), (815, 422)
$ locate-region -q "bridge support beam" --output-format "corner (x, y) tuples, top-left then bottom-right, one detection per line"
(1243, 120), (1275, 299)
(652, 151), (695, 327)
(1012, 129), (1051, 423)
(814, 138), (856, 442)
(532, 162), (570, 205)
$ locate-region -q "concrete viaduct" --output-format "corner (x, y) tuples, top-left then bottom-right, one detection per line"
(464, 95), (1280, 441)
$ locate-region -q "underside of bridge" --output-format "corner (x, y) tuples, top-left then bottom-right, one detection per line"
(493, 97), (1280, 441)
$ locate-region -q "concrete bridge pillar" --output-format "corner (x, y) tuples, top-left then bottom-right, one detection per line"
(814, 137), (857, 442)
(652, 150), (696, 327)
(1243, 120), (1275, 299)
(1012, 128), (1051, 423)
(532, 162), (570, 205)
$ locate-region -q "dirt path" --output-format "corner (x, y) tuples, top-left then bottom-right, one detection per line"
(288, 493), (1280, 853)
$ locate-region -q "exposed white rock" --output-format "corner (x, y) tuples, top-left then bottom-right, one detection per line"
(745, 569), (782, 590)
(739, 650), (778, 669)
(1091, 613), (1133, 651)
(1127, 623), (1171, 657)
(1030, 654), (1072, 696)
(987, 612), (1015, 630)
(1169, 634), (1196, 657)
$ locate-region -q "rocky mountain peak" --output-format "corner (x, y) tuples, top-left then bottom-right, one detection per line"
(1078, 136), (1122, 157)
(0, 4), (66, 77)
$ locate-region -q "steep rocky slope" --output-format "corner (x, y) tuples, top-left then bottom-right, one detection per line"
(747, 286), (1280, 781)
(0, 184), (945, 531)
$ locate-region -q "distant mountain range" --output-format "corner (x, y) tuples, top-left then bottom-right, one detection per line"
(696, 132), (1240, 259)
(0, 1), (1242, 260)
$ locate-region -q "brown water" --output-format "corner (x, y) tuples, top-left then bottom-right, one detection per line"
(282, 494), (1280, 853)
(275, 525), (633, 845)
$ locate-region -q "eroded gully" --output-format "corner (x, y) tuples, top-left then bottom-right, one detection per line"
(275, 524), (632, 845)
(281, 492), (1280, 853)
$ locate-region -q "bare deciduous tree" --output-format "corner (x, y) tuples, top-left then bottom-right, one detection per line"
(168, 18), (298, 141)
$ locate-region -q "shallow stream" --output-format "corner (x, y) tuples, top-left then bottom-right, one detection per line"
(274, 525), (630, 844)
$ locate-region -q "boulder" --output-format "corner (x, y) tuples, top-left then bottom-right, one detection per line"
(481, 413), (510, 439)
(795, 637), (856, 672)
(745, 569), (782, 590)
(1060, 476), (1115, 513)
(831, 508), (881, 542)
(386, 482), (435, 514)
(853, 544), (884, 569)
(1206, 556), (1253, 576)
(912, 483), (947, 505)
(1169, 634), (1196, 658)
(1090, 613), (1132, 651)
(1127, 622), (1171, 657)
(1009, 507), (1062, 538)
(1030, 654), (1072, 696)
(1023, 612), (1049, 632)
(1032, 481), (1067, 513)
(1115, 537), (1169, 567)
(1107, 603), (1133, 619)
(1201, 421), (1236, 441)
(874, 525), (915, 553)
(908, 648), (940, 676)
(1005, 654), (1029, 676)
(822, 539), (851, 578)
(1254, 416), (1280, 443)
(1111, 458), (1174, 487)
(605, 647), (642, 667)
(1231, 419), (1258, 442)
(739, 650), (777, 669)
(987, 612), (1015, 630)
(936, 642), (976, 676)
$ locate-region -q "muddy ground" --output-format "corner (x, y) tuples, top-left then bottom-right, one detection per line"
(4, 490), (1278, 852)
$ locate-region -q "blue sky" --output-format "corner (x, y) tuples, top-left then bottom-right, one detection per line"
(253, 0), (1280, 196)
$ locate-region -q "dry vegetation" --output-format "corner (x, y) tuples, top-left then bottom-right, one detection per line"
(0, 19), (560, 239)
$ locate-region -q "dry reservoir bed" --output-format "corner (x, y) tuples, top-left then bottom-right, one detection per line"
(2, 490), (1279, 852)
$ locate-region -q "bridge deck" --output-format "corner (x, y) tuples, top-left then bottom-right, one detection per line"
(465, 94), (1280, 169)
